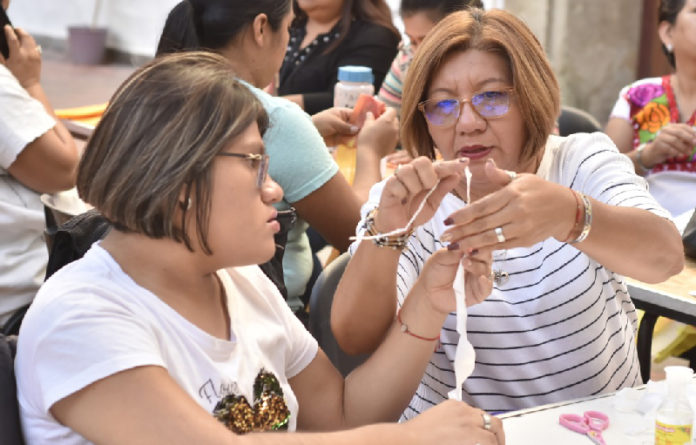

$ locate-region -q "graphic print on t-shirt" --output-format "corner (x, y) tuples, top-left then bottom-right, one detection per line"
(212, 368), (290, 434)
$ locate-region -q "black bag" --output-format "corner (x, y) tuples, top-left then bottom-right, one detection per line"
(258, 208), (296, 300)
(683, 210), (696, 259)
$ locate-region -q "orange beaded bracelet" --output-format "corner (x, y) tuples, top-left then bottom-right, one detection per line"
(396, 309), (440, 342)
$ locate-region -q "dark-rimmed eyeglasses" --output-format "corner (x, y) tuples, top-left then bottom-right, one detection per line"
(216, 153), (269, 189)
(417, 88), (514, 127)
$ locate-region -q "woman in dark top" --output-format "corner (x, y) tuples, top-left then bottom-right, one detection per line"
(279, 0), (400, 114)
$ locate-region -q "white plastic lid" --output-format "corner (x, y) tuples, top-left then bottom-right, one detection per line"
(337, 65), (374, 84)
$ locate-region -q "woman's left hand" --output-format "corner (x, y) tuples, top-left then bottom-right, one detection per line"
(311, 107), (358, 146)
(441, 159), (575, 255)
(419, 248), (493, 314)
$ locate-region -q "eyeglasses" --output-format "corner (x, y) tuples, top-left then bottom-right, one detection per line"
(417, 88), (514, 127)
(216, 152), (269, 189)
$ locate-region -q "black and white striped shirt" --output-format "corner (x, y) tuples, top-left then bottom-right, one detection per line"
(353, 133), (670, 417)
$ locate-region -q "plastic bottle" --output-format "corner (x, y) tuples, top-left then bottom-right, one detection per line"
(655, 365), (694, 445)
(333, 66), (374, 183)
(334, 65), (374, 108)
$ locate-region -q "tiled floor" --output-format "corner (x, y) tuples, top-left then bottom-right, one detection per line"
(41, 45), (137, 109)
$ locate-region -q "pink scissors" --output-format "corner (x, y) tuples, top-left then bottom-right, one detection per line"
(558, 410), (609, 445)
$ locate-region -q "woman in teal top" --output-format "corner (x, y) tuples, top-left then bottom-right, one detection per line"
(157, 0), (397, 311)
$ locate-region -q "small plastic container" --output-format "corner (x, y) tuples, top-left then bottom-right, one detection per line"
(334, 66), (374, 108)
(654, 365), (693, 444)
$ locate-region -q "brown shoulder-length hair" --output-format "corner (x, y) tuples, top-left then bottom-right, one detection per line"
(401, 8), (560, 161)
(77, 52), (268, 254)
(294, 0), (400, 52)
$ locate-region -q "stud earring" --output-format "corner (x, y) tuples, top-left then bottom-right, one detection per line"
(180, 197), (192, 211)
(666, 43), (674, 53)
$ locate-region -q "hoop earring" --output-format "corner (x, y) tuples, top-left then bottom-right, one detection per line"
(180, 197), (192, 211)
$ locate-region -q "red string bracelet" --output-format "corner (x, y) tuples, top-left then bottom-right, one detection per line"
(396, 309), (440, 342)
(563, 188), (583, 243)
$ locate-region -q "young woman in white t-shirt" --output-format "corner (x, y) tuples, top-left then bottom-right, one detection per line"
(14, 52), (502, 445)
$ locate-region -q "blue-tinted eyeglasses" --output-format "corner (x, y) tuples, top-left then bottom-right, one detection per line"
(216, 153), (269, 189)
(418, 88), (514, 127)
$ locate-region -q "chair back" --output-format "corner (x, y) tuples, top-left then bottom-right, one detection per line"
(308, 252), (368, 376)
(0, 335), (24, 445)
(558, 105), (602, 136)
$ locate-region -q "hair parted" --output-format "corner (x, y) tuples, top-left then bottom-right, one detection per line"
(400, 8), (560, 162)
(77, 52), (269, 254)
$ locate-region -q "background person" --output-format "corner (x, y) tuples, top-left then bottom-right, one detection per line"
(15, 51), (504, 445)
(278, 0), (400, 114)
(331, 8), (684, 417)
(605, 0), (696, 217)
(0, 1), (78, 330)
(157, 0), (398, 315)
(377, 0), (483, 116)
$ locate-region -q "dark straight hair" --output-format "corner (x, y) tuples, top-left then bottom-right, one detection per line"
(658, 0), (685, 68)
(400, 0), (483, 21)
(156, 0), (292, 56)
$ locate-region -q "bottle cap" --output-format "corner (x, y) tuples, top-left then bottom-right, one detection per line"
(337, 65), (374, 84)
(665, 365), (694, 384)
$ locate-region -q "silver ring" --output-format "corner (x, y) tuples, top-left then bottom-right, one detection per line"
(481, 411), (492, 431)
(494, 226), (505, 243)
(35, 45), (42, 55)
(506, 170), (517, 181)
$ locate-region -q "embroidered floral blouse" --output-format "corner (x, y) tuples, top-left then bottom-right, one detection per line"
(610, 75), (696, 175)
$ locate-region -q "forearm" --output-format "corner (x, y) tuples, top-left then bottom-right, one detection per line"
(242, 423), (405, 445)
(352, 148), (383, 203)
(576, 198), (684, 282)
(331, 241), (402, 354)
(341, 281), (445, 426)
(24, 83), (78, 153)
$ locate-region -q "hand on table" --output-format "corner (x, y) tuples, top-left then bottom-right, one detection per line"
(1, 25), (41, 88)
(403, 400), (505, 445)
(441, 159), (576, 257)
(641, 123), (696, 167)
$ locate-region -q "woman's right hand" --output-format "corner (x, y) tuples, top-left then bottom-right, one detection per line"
(1, 25), (42, 88)
(641, 123), (696, 167)
(402, 400), (505, 445)
(373, 157), (468, 233)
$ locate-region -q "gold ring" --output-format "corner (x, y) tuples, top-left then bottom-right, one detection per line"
(481, 411), (492, 431)
(494, 227), (505, 243)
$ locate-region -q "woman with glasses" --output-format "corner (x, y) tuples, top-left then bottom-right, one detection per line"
(331, 8), (684, 417)
(15, 52), (503, 445)
(157, 0), (399, 317)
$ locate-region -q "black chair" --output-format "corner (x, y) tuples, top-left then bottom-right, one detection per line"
(0, 335), (24, 445)
(558, 105), (602, 136)
(308, 252), (368, 376)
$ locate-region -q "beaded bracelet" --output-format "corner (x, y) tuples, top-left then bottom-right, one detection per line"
(569, 194), (592, 244)
(364, 208), (414, 250)
(396, 308), (440, 342)
(563, 189), (583, 243)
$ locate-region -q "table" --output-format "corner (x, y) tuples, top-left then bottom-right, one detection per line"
(628, 256), (696, 382)
(500, 386), (655, 444)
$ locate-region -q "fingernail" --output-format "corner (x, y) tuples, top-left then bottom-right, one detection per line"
(350, 125), (359, 133)
(447, 242), (460, 251)
(401, 197), (408, 205)
(459, 157), (469, 163)
(440, 232), (453, 242)
(443, 217), (454, 226)
(468, 248), (479, 256)
(486, 158), (495, 166)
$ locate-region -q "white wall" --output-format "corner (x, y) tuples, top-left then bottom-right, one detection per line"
(8, 0), (180, 56)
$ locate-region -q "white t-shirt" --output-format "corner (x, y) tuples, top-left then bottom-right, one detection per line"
(16, 243), (318, 444)
(0, 64), (55, 324)
(352, 133), (671, 416)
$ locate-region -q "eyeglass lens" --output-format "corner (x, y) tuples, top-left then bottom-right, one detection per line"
(257, 155), (269, 189)
(424, 91), (510, 126)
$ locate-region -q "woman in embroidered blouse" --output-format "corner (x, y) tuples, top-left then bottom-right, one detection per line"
(278, 0), (400, 114)
(15, 51), (504, 445)
(605, 0), (696, 217)
(331, 8), (684, 417)
(377, 0), (483, 116)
